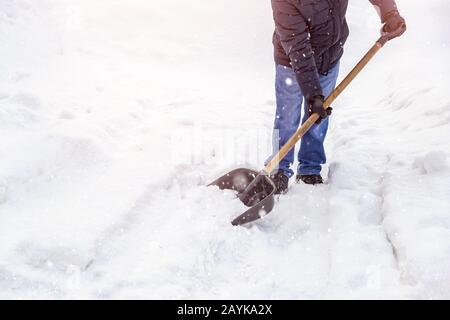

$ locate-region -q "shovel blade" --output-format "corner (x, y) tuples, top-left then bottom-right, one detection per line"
(231, 189), (275, 226)
(209, 168), (276, 226)
(208, 168), (259, 193)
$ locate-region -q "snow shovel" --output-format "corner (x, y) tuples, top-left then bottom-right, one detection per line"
(209, 29), (405, 226)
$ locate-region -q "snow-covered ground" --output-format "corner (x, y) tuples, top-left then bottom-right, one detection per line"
(0, 0), (449, 299)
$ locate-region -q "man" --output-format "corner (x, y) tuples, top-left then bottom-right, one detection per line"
(267, 0), (406, 193)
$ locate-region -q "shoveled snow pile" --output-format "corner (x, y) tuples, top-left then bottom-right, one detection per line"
(0, 0), (449, 299)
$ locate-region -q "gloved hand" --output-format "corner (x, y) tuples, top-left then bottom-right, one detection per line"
(308, 95), (332, 125)
(382, 10), (406, 37)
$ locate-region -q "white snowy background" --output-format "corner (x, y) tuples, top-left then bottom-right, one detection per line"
(0, 0), (449, 299)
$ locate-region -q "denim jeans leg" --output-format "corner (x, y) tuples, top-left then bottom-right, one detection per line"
(266, 65), (303, 178)
(298, 63), (340, 176)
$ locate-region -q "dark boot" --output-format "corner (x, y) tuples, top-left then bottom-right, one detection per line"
(296, 174), (323, 185)
(270, 170), (289, 194)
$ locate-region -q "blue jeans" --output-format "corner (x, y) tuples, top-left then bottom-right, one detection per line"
(267, 63), (340, 178)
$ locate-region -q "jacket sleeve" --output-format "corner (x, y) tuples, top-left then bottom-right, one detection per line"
(369, 0), (398, 21)
(271, 0), (322, 100)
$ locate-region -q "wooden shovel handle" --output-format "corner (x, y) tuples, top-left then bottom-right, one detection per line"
(264, 38), (386, 174)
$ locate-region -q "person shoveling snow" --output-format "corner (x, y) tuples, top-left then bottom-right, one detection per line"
(210, 0), (406, 226)
(267, 0), (406, 193)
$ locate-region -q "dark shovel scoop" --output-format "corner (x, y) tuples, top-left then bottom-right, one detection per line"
(208, 168), (276, 226)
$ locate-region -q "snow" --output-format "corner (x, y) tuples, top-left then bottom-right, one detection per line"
(0, 0), (449, 299)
